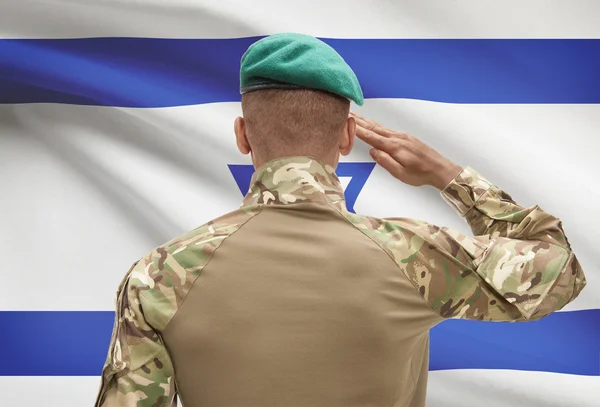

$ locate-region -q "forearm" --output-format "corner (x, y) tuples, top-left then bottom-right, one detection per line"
(441, 167), (571, 246)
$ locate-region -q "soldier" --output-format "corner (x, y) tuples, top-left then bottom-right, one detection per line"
(95, 33), (586, 407)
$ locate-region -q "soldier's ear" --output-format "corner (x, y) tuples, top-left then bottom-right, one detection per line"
(339, 116), (355, 156)
(234, 117), (251, 155)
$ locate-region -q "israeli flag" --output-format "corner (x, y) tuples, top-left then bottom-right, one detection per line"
(0, 1), (598, 406)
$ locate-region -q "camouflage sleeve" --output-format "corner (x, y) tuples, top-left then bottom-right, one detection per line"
(382, 167), (586, 322)
(433, 167), (586, 320)
(94, 262), (177, 407)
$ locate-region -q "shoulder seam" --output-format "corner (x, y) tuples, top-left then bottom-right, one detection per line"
(327, 203), (444, 320)
(142, 205), (265, 332)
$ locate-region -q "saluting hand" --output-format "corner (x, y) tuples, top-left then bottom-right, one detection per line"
(350, 112), (463, 190)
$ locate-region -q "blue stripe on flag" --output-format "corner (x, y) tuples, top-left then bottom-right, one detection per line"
(1, 38), (599, 106)
(0, 310), (597, 376)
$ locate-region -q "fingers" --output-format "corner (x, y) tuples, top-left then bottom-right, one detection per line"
(369, 148), (405, 179)
(355, 125), (396, 151)
(351, 113), (390, 137)
(350, 112), (409, 140)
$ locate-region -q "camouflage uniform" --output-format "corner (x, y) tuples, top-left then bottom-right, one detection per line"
(95, 156), (586, 407)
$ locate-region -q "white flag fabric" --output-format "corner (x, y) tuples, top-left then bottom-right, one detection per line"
(0, 1), (598, 406)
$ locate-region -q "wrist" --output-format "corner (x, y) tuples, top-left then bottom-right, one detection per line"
(431, 163), (463, 190)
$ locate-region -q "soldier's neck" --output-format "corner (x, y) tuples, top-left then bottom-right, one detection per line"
(251, 151), (339, 169)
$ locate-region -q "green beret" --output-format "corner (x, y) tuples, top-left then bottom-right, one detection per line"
(239, 33), (364, 106)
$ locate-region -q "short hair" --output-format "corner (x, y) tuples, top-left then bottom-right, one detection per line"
(241, 89), (350, 161)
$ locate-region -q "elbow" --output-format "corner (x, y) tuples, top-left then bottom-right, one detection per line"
(523, 253), (587, 320)
(564, 254), (587, 304)
(554, 252), (587, 308)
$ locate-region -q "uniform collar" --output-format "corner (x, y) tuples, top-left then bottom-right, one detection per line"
(241, 156), (346, 211)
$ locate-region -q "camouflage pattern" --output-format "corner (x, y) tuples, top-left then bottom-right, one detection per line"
(96, 156), (586, 405)
(95, 206), (261, 407)
(441, 166), (575, 243)
(241, 156), (346, 211)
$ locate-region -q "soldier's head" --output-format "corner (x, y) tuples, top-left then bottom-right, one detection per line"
(234, 89), (356, 168)
(237, 33), (364, 168)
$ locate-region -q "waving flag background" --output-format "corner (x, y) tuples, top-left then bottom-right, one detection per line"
(1, 0), (599, 406)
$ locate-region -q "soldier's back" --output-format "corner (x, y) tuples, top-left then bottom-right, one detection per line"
(120, 157), (433, 406)
(104, 156), (584, 407)
(162, 184), (436, 407)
